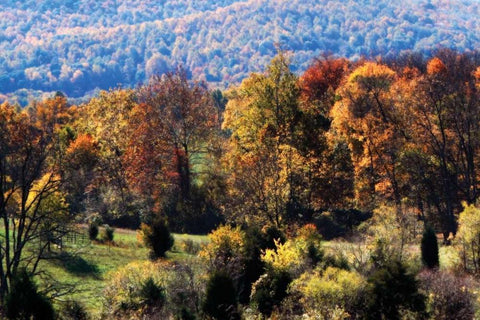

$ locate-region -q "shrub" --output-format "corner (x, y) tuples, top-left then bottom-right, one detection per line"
(314, 209), (372, 240)
(103, 261), (168, 316)
(363, 206), (421, 268)
(250, 269), (292, 317)
(363, 260), (427, 320)
(291, 266), (365, 318)
(103, 259), (205, 319)
(418, 270), (475, 320)
(142, 217), (174, 259)
(165, 259), (206, 319)
(139, 277), (166, 307)
(5, 269), (55, 320)
(101, 225), (114, 242)
(262, 224), (323, 276)
(238, 226), (267, 304)
(179, 239), (201, 255)
(88, 222), (99, 241)
(59, 300), (89, 320)
(199, 225), (245, 276)
(263, 225), (286, 249)
(202, 271), (239, 320)
(456, 204), (480, 273)
(421, 223), (439, 269)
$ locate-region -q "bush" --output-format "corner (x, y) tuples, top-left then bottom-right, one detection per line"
(250, 270), (292, 317)
(314, 209), (372, 240)
(202, 271), (239, 320)
(262, 224), (323, 276)
(165, 259), (206, 320)
(88, 222), (99, 241)
(418, 270), (475, 320)
(421, 223), (439, 269)
(456, 204), (480, 273)
(291, 266), (365, 318)
(5, 269), (55, 320)
(103, 259), (205, 319)
(101, 225), (114, 242)
(238, 226), (267, 304)
(140, 277), (166, 307)
(59, 300), (89, 320)
(103, 261), (168, 317)
(263, 225), (286, 249)
(363, 206), (422, 268)
(363, 260), (427, 320)
(142, 217), (174, 259)
(179, 239), (201, 255)
(199, 225), (245, 276)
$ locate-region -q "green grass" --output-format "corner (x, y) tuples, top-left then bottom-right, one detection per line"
(37, 227), (209, 319)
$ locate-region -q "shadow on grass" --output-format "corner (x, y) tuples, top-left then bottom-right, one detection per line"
(54, 251), (101, 278)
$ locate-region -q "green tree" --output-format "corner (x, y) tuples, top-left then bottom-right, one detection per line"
(364, 261), (427, 320)
(250, 269), (292, 317)
(222, 52), (304, 226)
(142, 217), (174, 259)
(202, 271), (239, 320)
(5, 269), (55, 320)
(421, 224), (439, 269)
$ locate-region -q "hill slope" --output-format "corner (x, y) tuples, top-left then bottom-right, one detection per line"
(0, 0), (479, 103)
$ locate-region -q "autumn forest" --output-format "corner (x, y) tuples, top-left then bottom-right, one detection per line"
(2, 49), (480, 319)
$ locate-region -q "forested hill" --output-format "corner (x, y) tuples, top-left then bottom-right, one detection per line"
(1, 0), (479, 104)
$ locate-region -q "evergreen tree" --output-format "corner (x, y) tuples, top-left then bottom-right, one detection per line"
(143, 216), (174, 259)
(421, 224), (439, 269)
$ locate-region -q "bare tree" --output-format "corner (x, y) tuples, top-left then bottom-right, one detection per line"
(0, 99), (71, 302)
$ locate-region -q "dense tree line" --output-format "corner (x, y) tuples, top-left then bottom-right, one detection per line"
(4, 49), (480, 318)
(5, 49), (480, 250)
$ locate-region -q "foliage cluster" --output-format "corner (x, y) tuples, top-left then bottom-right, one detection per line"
(102, 259), (206, 319)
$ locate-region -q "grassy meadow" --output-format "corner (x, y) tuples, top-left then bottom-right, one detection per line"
(32, 225), (467, 319)
(37, 226), (208, 318)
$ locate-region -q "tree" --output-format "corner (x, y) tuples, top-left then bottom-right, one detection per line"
(135, 67), (220, 200)
(299, 56), (354, 211)
(332, 62), (407, 211)
(4, 269), (55, 320)
(129, 67), (221, 227)
(142, 217), (174, 259)
(77, 89), (138, 222)
(421, 224), (439, 269)
(364, 261), (427, 320)
(62, 133), (99, 215)
(250, 269), (292, 317)
(222, 53), (305, 226)
(0, 101), (71, 303)
(202, 271), (240, 320)
(457, 204), (480, 273)
(300, 55), (349, 115)
(404, 52), (480, 240)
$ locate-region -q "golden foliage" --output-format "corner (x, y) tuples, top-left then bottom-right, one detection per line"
(103, 260), (169, 315)
(199, 225), (245, 272)
(456, 204), (480, 273)
(262, 224), (322, 276)
(291, 266), (365, 317)
(427, 57), (447, 75)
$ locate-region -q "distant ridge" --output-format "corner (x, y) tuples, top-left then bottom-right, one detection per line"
(0, 0), (478, 104)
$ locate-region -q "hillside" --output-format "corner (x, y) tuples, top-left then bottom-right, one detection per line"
(0, 0), (479, 104)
